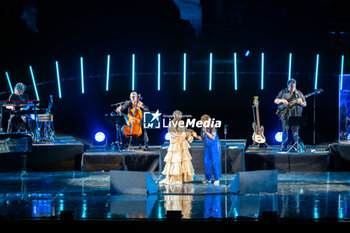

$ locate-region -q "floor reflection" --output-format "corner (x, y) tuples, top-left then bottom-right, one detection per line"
(0, 171), (350, 221)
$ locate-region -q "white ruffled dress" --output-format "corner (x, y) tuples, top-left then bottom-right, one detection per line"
(159, 121), (194, 184)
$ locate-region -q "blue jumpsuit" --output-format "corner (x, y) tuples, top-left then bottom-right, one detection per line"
(202, 128), (221, 181)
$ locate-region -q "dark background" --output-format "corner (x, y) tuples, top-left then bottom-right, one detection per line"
(0, 0), (349, 145)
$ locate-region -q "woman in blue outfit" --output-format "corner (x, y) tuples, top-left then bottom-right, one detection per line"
(195, 114), (221, 185)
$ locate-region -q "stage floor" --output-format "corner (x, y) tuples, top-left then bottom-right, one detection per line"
(1, 171), (350, 224)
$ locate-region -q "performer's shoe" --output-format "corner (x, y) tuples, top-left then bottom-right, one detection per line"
(213, 180), (220, 186)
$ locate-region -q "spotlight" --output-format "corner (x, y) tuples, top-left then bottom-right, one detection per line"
(165, 132), (171, 141)
(94, 132), (106, 145)
(245, 50), (250, 57)
(274, 132), (283, 143)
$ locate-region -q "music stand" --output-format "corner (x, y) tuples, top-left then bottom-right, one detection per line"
(286, 116), (305, 153)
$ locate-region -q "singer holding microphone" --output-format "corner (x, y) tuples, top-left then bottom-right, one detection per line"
(194, 114), (222, 185)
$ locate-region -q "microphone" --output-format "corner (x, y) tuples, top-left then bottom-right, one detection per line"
(224, 124), (228, 139)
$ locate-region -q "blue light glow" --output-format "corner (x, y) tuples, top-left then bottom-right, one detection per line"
(234, 52), (238, 90)
(55, 61), (62, 99)
(288, 53), (292, 81)
(5, 71), (14, 94)
(165, 132), (171, 141)
(340, 55), (344, 90)
(80, 57), (85, 94)
(106, 54), (110, 91)
(314, 54), (319, 90)
(183, 53), (187, 91)
(245, 50), (250, 57)
(132, 53), (135, 91)
(94, 132), (106, 143)
(275, 132), (283, 143)
(29, 66), (40, 101)
(157, 53), (161, 91)
(209, 52), (213, 91)
(261, 53), (264, 90)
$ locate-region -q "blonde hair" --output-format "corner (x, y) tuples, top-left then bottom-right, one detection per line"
(200, 114), (210, 122)
(130, 92), (137, 98)
(172, 110), (182, 119)
(15, 83), (26, 91)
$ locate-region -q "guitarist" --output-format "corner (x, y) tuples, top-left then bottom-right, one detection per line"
(274, 78), (306, 151)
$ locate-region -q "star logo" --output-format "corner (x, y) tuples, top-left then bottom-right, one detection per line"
(143, 110), (162, 129)
(150, 109), (162, 122)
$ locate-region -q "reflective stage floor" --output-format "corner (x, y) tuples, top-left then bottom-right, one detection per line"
(1, 171), (350, 225)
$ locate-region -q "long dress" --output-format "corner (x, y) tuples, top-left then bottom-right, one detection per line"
(159, 120), (195, 184)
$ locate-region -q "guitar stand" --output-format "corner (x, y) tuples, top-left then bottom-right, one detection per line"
(286, 137), (305, 153)
(285, 116), (305, 153)
(253, 142), (268, 148)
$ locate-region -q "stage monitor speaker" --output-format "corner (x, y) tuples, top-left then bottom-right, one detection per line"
(230, 170), (278, 195)
(110, 170), (158, 195)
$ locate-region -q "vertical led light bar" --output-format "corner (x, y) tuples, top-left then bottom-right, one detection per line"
(55, 61), (62, 99)
(132, 53), (135, 91)
(340, 55), (344, 90)
(80, 57), (85, 94)
(233, 52), (238, 90)
(183, 53), (187, 91)
(209, 52), (213, 91)
(29, 65), (40, 101)
(261, 53), (264, 90)
(314, 54), (319, 90)
(5, 71), (14, 94)
(288, 53), (292, 80)
(157, 53), (161, 91)
(106, 54), (110, 92)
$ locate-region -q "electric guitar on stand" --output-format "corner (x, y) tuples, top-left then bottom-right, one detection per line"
(252, 96), (266, 145)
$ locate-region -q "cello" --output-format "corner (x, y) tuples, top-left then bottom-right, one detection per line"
(122, 94), (143, 138)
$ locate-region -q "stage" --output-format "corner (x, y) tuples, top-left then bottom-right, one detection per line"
(0, 171), (350, 225)
(2, 135), (350, 225)
(2, 136), (350, 174)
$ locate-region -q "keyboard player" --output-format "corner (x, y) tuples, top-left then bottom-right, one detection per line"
(6, 83), (31, 132)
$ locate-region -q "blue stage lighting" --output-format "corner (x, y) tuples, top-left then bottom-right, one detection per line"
(314, 54), (319, 90)
(234, 52), (238, 90)
(340, 55), (344, 90)
(183, 53), (187, 91)
(275, 132), (283, 143)
(165, 132), (171, 141)
(288, 53), (292, 81)
(245, 50), (250, 57)
(80, 57), (85, 94)
(94, 132), (106, 143)
(29, 66), (40, 101)
(157, 53), (161, 91)
(106, 54), (110, 92)
(132, 53), (135, 91)
(261, 53), (264, 90)
(209, 52), (213, 91)
(5, 71), (14, 94)
(55, 61), (62, 99)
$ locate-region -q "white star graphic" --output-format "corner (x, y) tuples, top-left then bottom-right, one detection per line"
(150, 109), (162, 122)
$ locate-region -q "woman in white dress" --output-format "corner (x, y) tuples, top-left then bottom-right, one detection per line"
(159, 110), (196, 185)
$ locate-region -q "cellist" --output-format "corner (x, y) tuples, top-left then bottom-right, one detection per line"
(116, 91), (150, 148)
